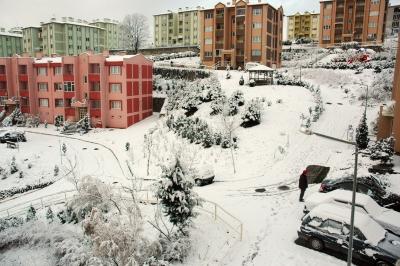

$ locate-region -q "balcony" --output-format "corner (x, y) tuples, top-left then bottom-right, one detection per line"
(64, 92), (75, 99)
(20, 90), (29, 97)
(0, 74), (6, 81)
(89, 91), (101, 100)
(19, 74), (28, 82)
(63, 74), (74, 81)
(88, 73), (100, 82)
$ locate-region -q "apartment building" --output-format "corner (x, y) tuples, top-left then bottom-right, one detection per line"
(199, 0), (283, 69)
(90, 19), (122, 50)
(377, 34), (400, 153)
(0, 28), (23, 57)
(385, 3), (400, 37)
(0, 52), (153, 129)
(287, 12), (320, 41)
(319, 0), (388, 47)
(154, 7), (201, 47)
(22, 27), (43, 57)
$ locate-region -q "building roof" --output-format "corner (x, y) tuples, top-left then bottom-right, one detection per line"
(248, 65), (274, 71)
(105, 54), (138, 62)
(0, 32), (22, 38)
(154, 7), (202, 16)
(41, 19), (104, 30)
(201, 0), (280, 11)
(34, 57), (62, 64)
(390, 0), (400, 6)
(287, 11), (320, 17)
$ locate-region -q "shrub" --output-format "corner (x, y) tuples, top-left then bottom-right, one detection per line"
(369, 137), (395, 164)
(241, 99), (263, 128)
(231, 90), (245, 106)
(10, 156), (18, 174)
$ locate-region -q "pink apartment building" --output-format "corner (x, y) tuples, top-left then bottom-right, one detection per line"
(0, 52), (153, 129)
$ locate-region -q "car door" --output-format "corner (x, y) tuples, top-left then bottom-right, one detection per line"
(344, 225), (371, 262)
(319, 219), (348, 254)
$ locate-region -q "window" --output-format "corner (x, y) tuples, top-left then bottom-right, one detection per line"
(39, 98), (49, 107)
(205, 38), (213, 45)
(368, 22), (377, 28)
(38, 83), (48, 91)
(205, 13), (213, 19)
(110, 83), (122, 93)
(370, 11), (379, 16)
(252, 36), (261, 43)
(323, 35), (331, 40)
(110, 100), (122, 110)
(0, 65), (5, 74)
(237, 8), (246, 16)
(64, 82), (75, 92)
(54, 83), (63, 91)
(204, 51), (213, 57)
(320, 219), (343, 235)
(252, 49), (261, 56)
(253, 8), (262, 15)
(37, 67), (47, 76)
(325, 3), (332, 9)
(91, 82), (100, 91)
(54, 67), (62, 75)
(0, 96), (6, 106)
(371, 0), (380, 4)
(252, 22), (262, 29)
(91, 100), (101, 109)
(55, 99), (64, 107)
(110, 66), (121, 75)
(205, 26), (213, 32)
(323, 25), (331, 30)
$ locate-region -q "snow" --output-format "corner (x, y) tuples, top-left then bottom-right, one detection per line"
(34, 57), (62, 64)
(105, 55), (138, 62)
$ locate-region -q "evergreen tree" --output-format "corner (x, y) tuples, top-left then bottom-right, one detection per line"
(125, 142), (130, 151)
(356, 113), (369, 149)
(10, 156), (18, 174)
(46, 207), (54, 223)
(26, 205), (36, 222)
(62, 143), (67, 155)
(156, 160), (200, 232)
(369, 137), (395, 164)
(82, 114), (90, 132)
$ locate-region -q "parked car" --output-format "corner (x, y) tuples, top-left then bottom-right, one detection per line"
(320, 176), (400, 212)
(0, 130), (26, 143)
(193, 166), (215, 186)
(298, 203), (400, 266)
(304, 190), (400, 236)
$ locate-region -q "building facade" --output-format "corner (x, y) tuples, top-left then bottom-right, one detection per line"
(0, 52), (153, 129)
(22, 27), (43, 57)
(199, 0), (283, 69)
(0, 28), (23, 57)
(287, 12), (320, 41)
(377, 34), (400, 153)
(319, 0), (388, 47)
(385, 4), (400, 37)
(154, 7), (201, 47)
(90, 19), (122, 50)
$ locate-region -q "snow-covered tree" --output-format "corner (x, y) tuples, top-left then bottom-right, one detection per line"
(356, 113), (369, 150)
(369, 137), (395, 164)
(156, 160), (200, 233)
(46, 207), (54, 223)
(62, 143), (67, 155)
(10, 156), (18, 174)
(232, 90), (245, 106)
(241, 99), (263, 128)
(125, 142), (130, 151)
(81, 114), (90, 132)
(26, 205), (36, 222)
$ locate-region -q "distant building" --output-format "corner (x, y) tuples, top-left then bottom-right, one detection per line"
(385, 3), (400, 37)
(319, 0), (388, 47)
(199, 0), (283, 69)
(0, 28), (23, 57)
(0, 52), (153, 128)
(377, 34), (400, 153)
(90, 18), (122, 50)
(154, 7), (202, 47)
(22, 27), (43, 57)
(287, 12), (320, 42)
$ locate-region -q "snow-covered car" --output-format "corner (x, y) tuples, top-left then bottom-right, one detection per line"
(298, 203), (400, 266)
(304, 190), (400, 236)
(193, 167), (215, 186)
(0, 130), (26, 143)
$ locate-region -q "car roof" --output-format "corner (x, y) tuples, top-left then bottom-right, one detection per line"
(309, 203), (386, 245)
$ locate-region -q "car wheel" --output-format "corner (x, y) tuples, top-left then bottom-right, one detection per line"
(376, 261), (390, 266)
(309, 238), (324, 251)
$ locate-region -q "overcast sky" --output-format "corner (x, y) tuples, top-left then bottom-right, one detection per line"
(0, 0), (320, 30)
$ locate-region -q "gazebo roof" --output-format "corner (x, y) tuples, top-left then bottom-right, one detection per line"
(248, 65), (274, 71)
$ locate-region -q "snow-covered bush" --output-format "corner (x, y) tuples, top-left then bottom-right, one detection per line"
(249, 79), (256, 87)
(361, 69), (394, 102)
(226, 96), (240, 116)
(241, 99), (263, 128)
(369, 137), (395, 164)
(159, 232), (191, 262)
(239, 76), (245, 86)
(46, 207), (54, 223)
(210, 94), (227, 115)
(0, 181), (54, 201)
(54, 165), (59, 177)
(356, 113), (369, 150)
(26, 205), (36, 222)
(10, 156), (18, 174)
(231, 90), (245, 106)
(156, 160), (201, 232)
(0, 217), (23, 232)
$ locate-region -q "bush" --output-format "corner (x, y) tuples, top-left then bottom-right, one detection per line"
(10, 156), (18, 174)
(159, 232), (191, 262)
(249, 79), (256, 87)
(231, 90), (245, 106)
(239, 76), (245, 86)
(241, 99), (263, 128)
(369, 137), (395, 164)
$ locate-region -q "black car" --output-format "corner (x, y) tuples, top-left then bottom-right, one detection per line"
(320, 176), (400, 212)
(0, 131), (27, 143)
(298, 203), (400, 266)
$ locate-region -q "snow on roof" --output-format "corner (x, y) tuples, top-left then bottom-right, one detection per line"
(390, 0), (400, 6)
(0, 32), (22, 38)
(34, 57), (62, 64)
(248, 65), (274, 71)
(105, 55), (138, 62)
(42, 20), (104, 30)
(309, 203), (386, 246)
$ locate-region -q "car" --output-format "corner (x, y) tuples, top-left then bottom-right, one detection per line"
(320, 176), (400, 212)
(298, 203), (400, 266)
(0, 130), (26, 143)
(192, 166), (214, 186)
(304, 190), (400, 236)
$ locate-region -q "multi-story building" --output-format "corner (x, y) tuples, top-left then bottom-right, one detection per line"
(22, 27), (43, 57)
(0, 28), (23, 57)
(0, 52), (153, 128)
(154, 7), (201, 47)
(90, 19), (122, 50)
(287, 12), (320, 41)
(199, 0), (283, 69)
(377, 34), (400, 153)
(319, 0), (388, 47)
(385, 3), (400, 37)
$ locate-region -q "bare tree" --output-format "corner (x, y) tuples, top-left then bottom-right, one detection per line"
(222, 105), (240, 174)
(121, 14), (149, 54)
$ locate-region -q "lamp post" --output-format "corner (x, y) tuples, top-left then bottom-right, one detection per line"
(300, 128), (358, 266)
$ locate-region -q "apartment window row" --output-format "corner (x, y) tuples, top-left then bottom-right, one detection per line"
(205, 38), (213, 45)
(110, 100), (122, 110)
(323, 35), (331, 41)
(252, 22), (262, 29)
(205, 26), (213, 32)
(205, 13), (213, 19)
(323, 25), (331, 30)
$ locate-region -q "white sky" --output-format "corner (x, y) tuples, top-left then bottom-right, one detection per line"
(0, 0), (320, 30)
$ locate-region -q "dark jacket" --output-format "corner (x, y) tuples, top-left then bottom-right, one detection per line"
(299, 174), (308, 190)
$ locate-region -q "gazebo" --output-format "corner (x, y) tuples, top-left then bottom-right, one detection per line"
(248, 65), (275, 85)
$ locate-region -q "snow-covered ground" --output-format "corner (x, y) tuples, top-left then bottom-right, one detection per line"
(0, 51), (399, 265)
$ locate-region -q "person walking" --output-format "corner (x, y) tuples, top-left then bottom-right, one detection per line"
(299, 169), (308, 202)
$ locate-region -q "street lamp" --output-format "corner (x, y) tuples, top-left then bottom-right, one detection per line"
(300, 127), (358, 266)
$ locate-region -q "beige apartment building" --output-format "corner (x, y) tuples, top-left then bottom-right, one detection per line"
(319, 0), (388, 47)
(287, 12), (320, 41)
(0, 28), (22, 57)
(22, 26), (42, 57)
(199, 0), (284, 69)
(385, 3), (400, 37)
(154, 7), (202, 47)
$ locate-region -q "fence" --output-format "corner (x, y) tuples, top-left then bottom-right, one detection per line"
(0, 189), (244, 241)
